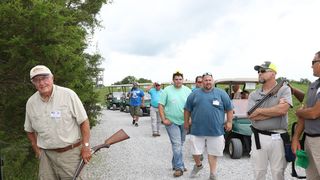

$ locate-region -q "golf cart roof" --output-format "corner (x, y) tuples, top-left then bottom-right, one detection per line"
(214, 78), (258, 84)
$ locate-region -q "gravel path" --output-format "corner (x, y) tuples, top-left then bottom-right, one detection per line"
(81, 109), (302, 180)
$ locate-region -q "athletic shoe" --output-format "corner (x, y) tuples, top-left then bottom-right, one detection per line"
(209, 173), (217, 180)
(190, 164), (203, 178)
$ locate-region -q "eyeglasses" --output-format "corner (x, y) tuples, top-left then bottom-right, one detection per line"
(312, 60), (320, 65)
(257, 69), (273, 74)
(202, 72), (212, 77)
(31, 75), (51, 84)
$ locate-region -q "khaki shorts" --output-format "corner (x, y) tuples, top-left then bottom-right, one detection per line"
(130, 106), (141, 116)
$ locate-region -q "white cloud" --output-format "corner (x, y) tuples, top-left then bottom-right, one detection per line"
(88, 0), (320, 85)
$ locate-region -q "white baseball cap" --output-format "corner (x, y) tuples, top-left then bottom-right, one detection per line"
(30, 65), (52, 79)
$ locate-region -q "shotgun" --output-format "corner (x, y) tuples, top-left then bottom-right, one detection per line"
(72, 129), (130, 180)
(247, 79), (287, 115)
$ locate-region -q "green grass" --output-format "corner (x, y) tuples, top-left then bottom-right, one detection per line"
(288, 82), (308, 135)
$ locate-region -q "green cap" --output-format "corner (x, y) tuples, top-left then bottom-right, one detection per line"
(295, 150), (309, 169)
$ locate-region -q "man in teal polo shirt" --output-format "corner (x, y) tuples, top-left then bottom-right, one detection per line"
(159, 71), (191, 177)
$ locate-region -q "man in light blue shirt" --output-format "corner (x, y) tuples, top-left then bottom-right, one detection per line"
(147, 82), (163, 136)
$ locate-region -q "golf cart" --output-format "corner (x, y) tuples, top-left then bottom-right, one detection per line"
(141, 93), (151, 116)
(119, 92), (130, 112)
(214, 78), (259, 159)
(106, 92), (123, 110)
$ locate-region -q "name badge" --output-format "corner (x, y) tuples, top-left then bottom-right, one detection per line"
(212, 100), (220, 106)
(51, 111), (61, 118)
(271, 134), (281, 140)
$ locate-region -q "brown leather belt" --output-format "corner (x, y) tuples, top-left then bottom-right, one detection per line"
(49, 141), (81, 153)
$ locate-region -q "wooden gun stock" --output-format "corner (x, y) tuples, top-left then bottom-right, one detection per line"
(247, 79), (286, 115)
(72, 129), (130, 180)
(287, 83), (305, 103)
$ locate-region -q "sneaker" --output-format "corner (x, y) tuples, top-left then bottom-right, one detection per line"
(190, 164), (203, 178)
(152, 133), (157, 137)
(209, 173), (217, 180)
(132, 120), (135, 125)
(173, 169), (183, 177)
(134, 123), (138, 127)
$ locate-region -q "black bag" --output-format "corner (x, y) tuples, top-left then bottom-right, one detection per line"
(281, 132), (295, 162)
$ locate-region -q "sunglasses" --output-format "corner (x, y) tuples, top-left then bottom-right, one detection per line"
(257, 69), (273, 74)
(312, 60), (320, 66)
(202, 72), (212, 77)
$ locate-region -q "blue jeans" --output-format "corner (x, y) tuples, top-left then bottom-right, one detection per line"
(165, 123), (186, 171)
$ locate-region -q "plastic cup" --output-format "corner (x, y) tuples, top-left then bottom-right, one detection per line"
(295, 150), (309, 169)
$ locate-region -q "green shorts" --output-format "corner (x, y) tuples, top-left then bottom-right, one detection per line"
(130, 106), (141, 116)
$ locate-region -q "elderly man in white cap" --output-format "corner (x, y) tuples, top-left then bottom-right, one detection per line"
(24, 65), (91, 180)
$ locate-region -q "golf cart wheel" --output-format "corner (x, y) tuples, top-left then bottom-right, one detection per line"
(112, 104), (117, 110)
(229, 138), (243, 159)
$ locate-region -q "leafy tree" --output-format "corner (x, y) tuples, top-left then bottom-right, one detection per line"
(0, 0), (110, 179)
(113, 76), (152, 85)
(138, 78), (152, 83)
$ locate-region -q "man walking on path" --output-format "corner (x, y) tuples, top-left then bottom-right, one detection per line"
(159, 71), (191, 177)
(247, 61), (292, 180)
(292, 51), (320, 180)
(147, 82), (163, 137)
(128, 82), (144, 127)
(192, 75), (203, 92)
(184, 72), (233, 180)
(24, 65), (91, 180)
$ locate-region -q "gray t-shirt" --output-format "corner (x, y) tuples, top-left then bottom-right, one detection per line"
(304, 79), (320, 134)
(247, 85), (292, 131)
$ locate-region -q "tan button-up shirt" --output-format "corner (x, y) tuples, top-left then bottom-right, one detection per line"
(24, 85), (88, 149)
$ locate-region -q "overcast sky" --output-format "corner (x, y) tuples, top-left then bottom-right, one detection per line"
(87, 0), (320, 85)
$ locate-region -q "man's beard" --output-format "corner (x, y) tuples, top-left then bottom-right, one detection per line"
(204, 84), (212, 90)
(259, 78), (266, 84)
